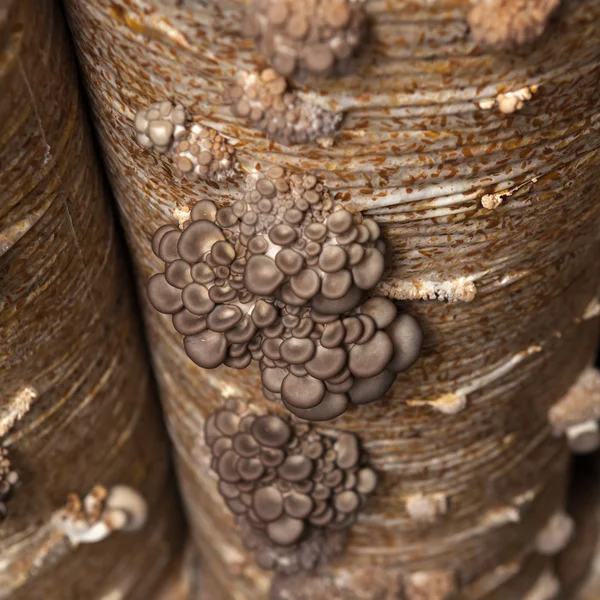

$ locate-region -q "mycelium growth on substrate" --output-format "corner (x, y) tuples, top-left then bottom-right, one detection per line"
(224, 68), (344, 145)
(205, 398), (377, 574)
(147, 171), (423, 421)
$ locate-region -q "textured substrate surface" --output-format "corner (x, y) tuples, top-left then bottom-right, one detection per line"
(0, 1), (184, 598)
(63, 0), (600, 598)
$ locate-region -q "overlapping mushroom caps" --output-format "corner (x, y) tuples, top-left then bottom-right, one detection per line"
(134, 100), (240, 182)
(224, 68), (343, 145)
(0, 448), (18, 521)
(148, 168), (422, 420)
(205, 399), (377, 572)
(243, 0), (367, 79)
(468, 0), (559, 49)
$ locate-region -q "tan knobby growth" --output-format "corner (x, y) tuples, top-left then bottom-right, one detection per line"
(468, 0), (559, 49)
(172, 124), (239, 182)
(243, 0), (367, 79)
(134, 100), (240, 182)
(224, 68), (343, 145)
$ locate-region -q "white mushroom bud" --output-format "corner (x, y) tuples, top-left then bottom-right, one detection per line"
(59, 519), (113, 545)
(535, 512), (574, 555)
(523, 569), (560, 600)
(105, 485), (148, 532)
(548, 368), (600, 448)
(405, 493), (448, 524)
(496, 87), (534, 114)
(566, 420), (600, 454)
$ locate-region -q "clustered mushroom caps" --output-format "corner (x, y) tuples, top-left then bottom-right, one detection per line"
(148, 168), (423, 421)
(468, 0), (559, 49)
(224, 68), (343, 145)
(0, 448), (18, 521)
(134, 100), (188, 153)
(172, 123), (240, 182)
(53, 485), (148, 545)
(205, 398), (377, 571)
(243, 0), (367, 79)
(134, 100), (239, 182)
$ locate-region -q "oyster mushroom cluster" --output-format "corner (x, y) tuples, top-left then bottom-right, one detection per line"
(468, 0), (559, 49)
(148, 168), (422, 420)
(206, 399), (377, 570)
(243, 0), (367, 79)
(0, 448), (18, 521)
(224, 68), (343, 145)
(134, 100), (239, 182)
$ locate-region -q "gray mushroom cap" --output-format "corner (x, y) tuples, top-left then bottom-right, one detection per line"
(147, 167), (423, 420)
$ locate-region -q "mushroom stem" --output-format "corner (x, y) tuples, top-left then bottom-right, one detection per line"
(52, 485), (148, 546)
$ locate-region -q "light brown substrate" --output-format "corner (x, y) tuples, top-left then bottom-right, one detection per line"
(0, 1), (184, 597)
(63, 0), (600, 598)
